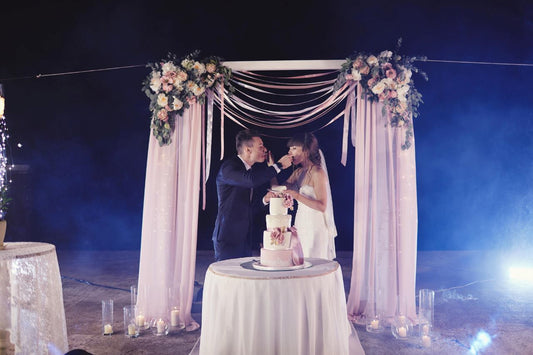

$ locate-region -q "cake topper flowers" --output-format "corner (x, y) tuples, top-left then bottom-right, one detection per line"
(269, 227), (285, 246)
(269, 185), (294, 210)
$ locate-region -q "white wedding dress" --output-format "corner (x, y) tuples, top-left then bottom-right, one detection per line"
(294, 184), (337, 260)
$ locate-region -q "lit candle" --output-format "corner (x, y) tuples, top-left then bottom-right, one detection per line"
(422, 335), (431, 347)
(398, 326), (407, 338)
(370, 319), (379, 330)
(171, 309), (180, 327)
(104, 324), (113, 335)
(128, 324), (136, 336)
(157, 319), (165, 334)
(422, 324), (430, 335)
(136, 315), (145, 328)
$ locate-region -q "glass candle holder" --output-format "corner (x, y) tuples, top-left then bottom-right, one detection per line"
(365, 313), (384, 333)
(391, 314), (413, 340)
(418, 289), (435, 334)
(151, 318), (169, 336)
(123, 305), (139, 338)
(101, 300), (114, 335)
(169, 306), (185, 330)
(130, 285), (138, 306)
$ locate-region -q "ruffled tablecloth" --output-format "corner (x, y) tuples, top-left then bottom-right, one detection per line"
(196, 257), (364, 355)
(0, 242), (68, 354)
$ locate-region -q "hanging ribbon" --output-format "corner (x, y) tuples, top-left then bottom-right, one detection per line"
(201, 101), (207, 210)
(206, 90), (214, 181)
(341, 82), (357, 166)
(219, 83), (226, 160)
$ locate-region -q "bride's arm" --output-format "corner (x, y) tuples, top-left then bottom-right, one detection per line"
(286, 167), (328, 212)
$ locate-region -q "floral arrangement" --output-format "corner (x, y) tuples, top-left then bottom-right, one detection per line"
(334, 40), (427, 149)
(269, 227), (285, 246)
(142, 51), (234, 146)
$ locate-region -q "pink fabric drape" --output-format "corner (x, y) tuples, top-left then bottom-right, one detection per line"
(137, 104), (202, 331)
(346, 84), (418, 324)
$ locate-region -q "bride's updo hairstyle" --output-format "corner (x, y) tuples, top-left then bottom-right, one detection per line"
(287, 132), (321, 167)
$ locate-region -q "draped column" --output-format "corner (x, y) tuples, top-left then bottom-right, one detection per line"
(136, 103), (202, 331)
(346, 85), (418, 324)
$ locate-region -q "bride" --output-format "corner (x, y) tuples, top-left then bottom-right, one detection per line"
(266, 132), (337, 260)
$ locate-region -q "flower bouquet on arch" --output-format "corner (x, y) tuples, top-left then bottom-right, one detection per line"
(142, 50), (234, 146)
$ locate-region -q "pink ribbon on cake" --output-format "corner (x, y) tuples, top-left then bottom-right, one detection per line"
(289, 227), (304, 266)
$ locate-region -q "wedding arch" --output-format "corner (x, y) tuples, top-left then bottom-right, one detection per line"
(136, 49), (424, 330)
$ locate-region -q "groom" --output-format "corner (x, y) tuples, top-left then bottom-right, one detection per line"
(212, 129), (292, 261)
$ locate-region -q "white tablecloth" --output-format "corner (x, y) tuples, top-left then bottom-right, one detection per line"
(0, 242), (68, 354)
(197, 257), (364, 355)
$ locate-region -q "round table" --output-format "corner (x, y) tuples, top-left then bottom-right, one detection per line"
(197, 257), (364, 355)
(0, 242), (68, 354)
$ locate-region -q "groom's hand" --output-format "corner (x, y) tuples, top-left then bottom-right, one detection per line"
(277, 154), (293, 169)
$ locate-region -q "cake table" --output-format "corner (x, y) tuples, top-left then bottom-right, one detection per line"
(196, 257), (363, 355)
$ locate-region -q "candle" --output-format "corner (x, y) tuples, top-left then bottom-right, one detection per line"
(398, 326), (407, 338)
(157, 319), (165, 334)
(370, 319), (379, 330)
(422, 335), (431, 347)
(171, 309), (179, 327)
(128, 324), (136, 336)
(422, 324), (430, 335)
(136, 315), (145, 328)
(104, 324), (113, 335)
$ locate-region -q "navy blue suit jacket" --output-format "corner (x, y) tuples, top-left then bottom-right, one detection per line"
(212, 156), (278, 260)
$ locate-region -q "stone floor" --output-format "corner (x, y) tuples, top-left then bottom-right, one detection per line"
(55, 249), (533, 355)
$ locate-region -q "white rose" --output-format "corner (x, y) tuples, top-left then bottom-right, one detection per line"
(157, 93), (168, 107)
(397, 85), (410, 100)
(351, 69), (362, 81)
(193, 62), (206, 74)
(379, 50), (393, 59)
(150, 71), (161, 92)
(366, 55), (378, 66)
(161, 62), (177, 74)
(193, 84), (205, 96)
(172, 97), (183, 111)
(371, 81), (386, 95)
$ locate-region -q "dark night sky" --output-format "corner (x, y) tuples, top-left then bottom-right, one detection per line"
(1, 0), (532, 251)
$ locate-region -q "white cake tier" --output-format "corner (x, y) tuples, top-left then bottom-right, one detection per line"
(265, 214), (292, 231)
(263, 230), (291, 250)
(270, 197), (287, 215)
(260, 248), (293, 267)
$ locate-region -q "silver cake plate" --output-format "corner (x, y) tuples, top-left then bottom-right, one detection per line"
(252, 261), (312, 271)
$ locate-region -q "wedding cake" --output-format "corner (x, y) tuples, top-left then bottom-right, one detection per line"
(260, 186), (303, 267)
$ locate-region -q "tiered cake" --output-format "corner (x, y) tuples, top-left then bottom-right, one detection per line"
(260, 187), (302, 267)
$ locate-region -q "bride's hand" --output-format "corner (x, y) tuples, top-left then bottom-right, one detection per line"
(284, 189), (299, 200)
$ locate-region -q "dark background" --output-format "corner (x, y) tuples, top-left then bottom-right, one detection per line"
(1, 0), (531, 252)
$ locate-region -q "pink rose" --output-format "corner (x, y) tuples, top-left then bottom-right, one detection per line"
(382, 63), (393, 70)
(157, 108), (168, 121)
(270, 227), (284, 245)
(162, 83), (173, 93)
(386, 68), (397, 79)
(367, 77), (376, 87)
(360, 65), (370, 75)
(378, 92), (387, 102)
(388, 90), (398, 99)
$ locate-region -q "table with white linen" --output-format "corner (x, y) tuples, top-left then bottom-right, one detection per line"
(0, 242), (68, 354)
(197, 257), (364, 355)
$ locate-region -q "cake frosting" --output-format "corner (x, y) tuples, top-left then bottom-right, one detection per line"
(259, 186), (303, 267)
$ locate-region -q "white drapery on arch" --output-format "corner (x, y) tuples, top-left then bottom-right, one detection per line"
(137, 60), (418, 330)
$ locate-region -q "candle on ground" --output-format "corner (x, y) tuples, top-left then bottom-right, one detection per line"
(104, 324), (113, 335)
(136, 315), (145, 328)
(398, 326), (407, 338)
(370, 319), (379, 330)
(157, 319), (165, 334)
(171, 309), (179, 326)
(422, 335), (431, 347)
(128, 324), (136, 336)
(422, 324), (430, 335)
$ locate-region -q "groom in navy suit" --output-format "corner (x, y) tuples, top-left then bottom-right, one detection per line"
(212, 129), (292, 261)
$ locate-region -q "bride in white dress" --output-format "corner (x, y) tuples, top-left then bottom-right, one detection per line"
(267, 132), (337, 260)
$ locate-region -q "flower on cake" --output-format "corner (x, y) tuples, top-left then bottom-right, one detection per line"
(334, 39), (427, 149)
(142, 51), (234, 146)
(270, 227), (285, 246)
(270, 185), (294, 210)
